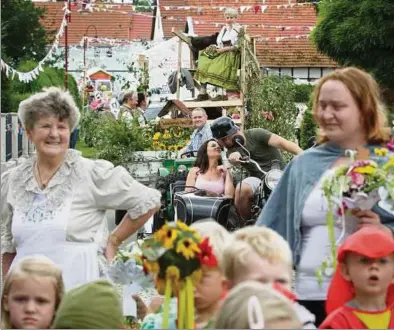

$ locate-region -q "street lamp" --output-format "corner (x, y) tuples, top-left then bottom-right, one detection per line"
(64, 0), (71, 90)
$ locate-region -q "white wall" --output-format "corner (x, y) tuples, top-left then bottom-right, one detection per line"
(266, 67), (335, 83)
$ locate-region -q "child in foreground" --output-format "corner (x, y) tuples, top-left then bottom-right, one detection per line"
(221, 226), (316, 328)
(1, 256), (65, 329)
(319, 227), (394, 329)
(215, 280), (302, 329)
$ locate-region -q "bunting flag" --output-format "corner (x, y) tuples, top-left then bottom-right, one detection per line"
(75, 0), (316, 12)
(255, 34), (310, 42)
(1, 2), (70, 83)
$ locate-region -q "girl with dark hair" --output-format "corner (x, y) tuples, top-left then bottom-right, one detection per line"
(185, 139), (234, 197)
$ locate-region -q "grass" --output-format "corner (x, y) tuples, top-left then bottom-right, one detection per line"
(75, 139), (98, 159)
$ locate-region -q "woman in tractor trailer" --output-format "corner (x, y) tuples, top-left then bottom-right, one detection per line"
(176, 7), (242, 101)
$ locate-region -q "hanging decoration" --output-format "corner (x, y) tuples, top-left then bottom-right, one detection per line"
(1, 2), (70, 83)
(139, 221), (218, 329)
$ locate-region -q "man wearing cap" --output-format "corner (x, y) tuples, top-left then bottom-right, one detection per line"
(211, 117), (302, 220)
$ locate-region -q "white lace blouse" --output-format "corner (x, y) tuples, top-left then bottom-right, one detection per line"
(1, 149), (161, 254)
(216, 23), (241, 48)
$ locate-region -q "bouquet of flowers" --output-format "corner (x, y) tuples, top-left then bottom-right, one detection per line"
(139, 221), (218, 329)
(318, 147), (394, 282)
(106, 241), (154, 326)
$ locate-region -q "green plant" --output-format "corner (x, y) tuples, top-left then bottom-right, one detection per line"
(294, 84), (314, 103)
(79, 109), (102, 147)
(246, 74), (298, 162)
(94, 117), (154, 167)
(300, 98), (318, 150)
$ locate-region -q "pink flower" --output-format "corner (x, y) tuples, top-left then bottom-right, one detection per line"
(350, 172), (365, 186)
(337, 201), (349, 216)
(387, 137), (394, 152)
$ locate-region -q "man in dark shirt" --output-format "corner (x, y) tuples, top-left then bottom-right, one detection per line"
(211, 117), (303, 220)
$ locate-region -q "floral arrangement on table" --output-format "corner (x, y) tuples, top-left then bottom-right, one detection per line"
(140, 221), (218, 329)
(317, 146), (394, 283)
(152, 126), (192, 152)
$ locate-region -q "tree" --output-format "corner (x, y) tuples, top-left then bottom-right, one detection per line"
(246, 75), (298, 161)
(1, 0), (50, 112)
(313, 0), (394, 91)
(1, 0), (49, 65)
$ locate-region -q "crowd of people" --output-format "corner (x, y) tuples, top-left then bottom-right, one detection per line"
(2, 62), (394, 329)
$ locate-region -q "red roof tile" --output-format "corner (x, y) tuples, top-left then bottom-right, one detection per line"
(159, 0), (337, 67)
(34, 2), (153, 46)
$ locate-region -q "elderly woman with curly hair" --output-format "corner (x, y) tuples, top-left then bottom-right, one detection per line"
(1, 87), (161, 290)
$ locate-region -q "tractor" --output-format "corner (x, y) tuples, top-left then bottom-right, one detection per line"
(152, 154), (196, 232)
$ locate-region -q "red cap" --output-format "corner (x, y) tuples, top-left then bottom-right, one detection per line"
(326, 227), (394, 314)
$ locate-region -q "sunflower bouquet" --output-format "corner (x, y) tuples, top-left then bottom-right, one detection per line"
(317, 147), (394, 283)
(139, 221), (217, 329)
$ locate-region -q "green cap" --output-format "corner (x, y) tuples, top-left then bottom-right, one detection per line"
(52, 280), (123, 329)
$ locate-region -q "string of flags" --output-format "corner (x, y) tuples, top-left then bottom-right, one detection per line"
(1, 3), (70, 83)
(254, 34), (310, 42)
(75, 0), (317, 12)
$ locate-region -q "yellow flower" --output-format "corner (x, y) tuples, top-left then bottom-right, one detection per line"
(190, 269), (203, 286)
(153, 132), (161, 141)
(163, 131), (171, 139)
(166, 265), (181, 281)
(154, 225), (178, 249)
(353, 165), (376, 174)
(176, 221), (194, 232)
(176, 238), (201, 260)
(374, 148), (389, 156)
(143, 260), (159, 274)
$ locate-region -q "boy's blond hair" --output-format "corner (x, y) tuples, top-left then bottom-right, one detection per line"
(1, 256), (65, 329)
(215, 280), (301, 329)
(190, 219), (231, 267)
(222, 226), (292, 281)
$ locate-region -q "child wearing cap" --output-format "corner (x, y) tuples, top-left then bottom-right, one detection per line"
(320, 227), (394, 329)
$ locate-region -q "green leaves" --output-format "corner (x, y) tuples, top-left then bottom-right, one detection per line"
(313, 0), (394, 90)
(246, 75), (298, 161)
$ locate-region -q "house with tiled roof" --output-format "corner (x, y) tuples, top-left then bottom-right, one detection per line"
(34, 1), (156, 89)
(153, 0), (338, 83)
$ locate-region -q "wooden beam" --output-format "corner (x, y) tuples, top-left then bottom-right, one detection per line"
(183, 99), (243, 108)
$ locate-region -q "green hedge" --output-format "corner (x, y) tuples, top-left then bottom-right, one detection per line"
(294, 83), (314, 103)
(5, 60), (82, 113)
(299, 97), (318, 149)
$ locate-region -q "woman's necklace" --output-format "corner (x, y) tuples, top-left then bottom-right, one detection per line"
(35, 161), (63, 189)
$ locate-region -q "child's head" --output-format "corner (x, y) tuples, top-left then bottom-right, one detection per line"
(222, 226), (293, 290)
(327, 227), (394, 314)
(190, 220), (231, 312)
(1, 256), (65, 329)
(52, 280), (123, 329)
(215, 280), (302, 329)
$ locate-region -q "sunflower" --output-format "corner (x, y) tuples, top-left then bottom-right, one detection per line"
(154, 225), (178, 249)
(176, 238), (201, 260)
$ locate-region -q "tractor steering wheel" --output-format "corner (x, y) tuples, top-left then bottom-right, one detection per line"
(180, 151), (198, 158)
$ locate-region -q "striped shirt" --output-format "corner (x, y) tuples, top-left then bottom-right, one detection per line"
(185, 123), (213, 152)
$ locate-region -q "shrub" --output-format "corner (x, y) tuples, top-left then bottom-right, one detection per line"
(299, 97), (318, 149)
(294, 83), (314, 103)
